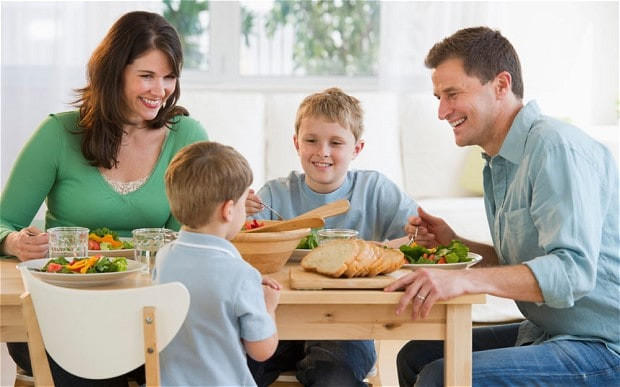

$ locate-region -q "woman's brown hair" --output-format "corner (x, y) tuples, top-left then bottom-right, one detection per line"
(74, 11), (187, 168)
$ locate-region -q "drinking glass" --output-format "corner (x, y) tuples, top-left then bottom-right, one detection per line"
(132, 228), (176, 274)
(47, 227), (89, 258)
(317, 228), (359, 246)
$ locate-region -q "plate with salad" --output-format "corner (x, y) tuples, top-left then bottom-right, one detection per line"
(400, 240), (483, 270)
(88, 228), (134, 258)
(17, 256), (145, 287)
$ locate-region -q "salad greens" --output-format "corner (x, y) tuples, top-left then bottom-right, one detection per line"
(89, 227), (133, 250)
(296, 228), (321, 249)
(400, 240), (471, 265)
(41, 256), (128, 274)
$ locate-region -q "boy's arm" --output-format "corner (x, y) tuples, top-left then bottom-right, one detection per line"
(243, 283), (280, 361)
(243, 332), (279, 362)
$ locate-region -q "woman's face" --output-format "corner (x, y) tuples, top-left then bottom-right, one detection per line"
(122, 49), (176, 127)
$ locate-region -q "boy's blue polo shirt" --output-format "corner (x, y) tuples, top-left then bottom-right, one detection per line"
(154, 230), (275, 386)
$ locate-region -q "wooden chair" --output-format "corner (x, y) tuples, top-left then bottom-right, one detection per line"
(18, 267), (190, 386)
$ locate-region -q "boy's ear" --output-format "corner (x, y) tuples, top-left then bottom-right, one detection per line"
(293, 134), (300, 153)
(221, 199), (235, 222)
(352, 139), (365, 159)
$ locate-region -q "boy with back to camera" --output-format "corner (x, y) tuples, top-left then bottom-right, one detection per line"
(154, 141), (281, 386)
(245, 87), (420, 386)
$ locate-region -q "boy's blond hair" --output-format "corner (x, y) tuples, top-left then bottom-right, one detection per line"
(294, 87), (364, 141)
(165, 141), (253, 229)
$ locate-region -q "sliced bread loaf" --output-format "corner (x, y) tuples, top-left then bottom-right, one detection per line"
(301, 239), (360, 278)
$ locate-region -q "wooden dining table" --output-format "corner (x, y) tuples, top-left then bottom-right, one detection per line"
(1, 258), (486, 386)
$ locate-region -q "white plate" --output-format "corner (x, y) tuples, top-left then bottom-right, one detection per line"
(402, 252), (482, 270)
(17, 258), (145, 287)
(289, 248), (312, 262)
(88, 237), (134, 258)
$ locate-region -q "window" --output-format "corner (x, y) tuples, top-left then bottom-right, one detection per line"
(163, 0), (381, 86)
(239, 0), (380, 76)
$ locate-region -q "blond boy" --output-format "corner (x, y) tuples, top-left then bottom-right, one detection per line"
(246, 88), (419, 386)
(155, 141), (280, 386)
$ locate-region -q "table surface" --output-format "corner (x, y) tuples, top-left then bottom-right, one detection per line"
(1, 258), (486, 386)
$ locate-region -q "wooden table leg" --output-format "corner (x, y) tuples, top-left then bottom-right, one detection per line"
(444, 304), (473, 387)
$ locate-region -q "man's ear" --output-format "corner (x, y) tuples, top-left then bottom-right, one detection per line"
(352, 139), (365, 160)
(221, 199), (235, 222)
(495, 71), (512, 99)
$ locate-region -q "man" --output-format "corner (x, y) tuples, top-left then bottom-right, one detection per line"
(386, 26), (619, 386)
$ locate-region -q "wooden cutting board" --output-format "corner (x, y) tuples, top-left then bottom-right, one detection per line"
(289, 266), (409, 290)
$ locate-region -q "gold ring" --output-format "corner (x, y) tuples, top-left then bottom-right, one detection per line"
(416, 294), (426, 301)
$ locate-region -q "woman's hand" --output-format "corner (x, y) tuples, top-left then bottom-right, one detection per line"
(245, 189), (263, 216)
(405, 207), (457, 247)
(2, 226), (48, 261)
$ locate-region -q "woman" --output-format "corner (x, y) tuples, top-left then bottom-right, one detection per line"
(0, 11), (208, 385)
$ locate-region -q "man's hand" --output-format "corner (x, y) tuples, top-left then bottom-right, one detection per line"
(384, 268), (470, 320)
(406, 207), (457, 247)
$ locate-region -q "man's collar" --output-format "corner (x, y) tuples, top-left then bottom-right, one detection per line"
(484, 100), (541, 165)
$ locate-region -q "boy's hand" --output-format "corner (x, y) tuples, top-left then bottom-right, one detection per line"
(261, 275), (282, 290)
(405, 207), (457, 247)
(262, 284), (281, 314)
(245, 189), (263, 216)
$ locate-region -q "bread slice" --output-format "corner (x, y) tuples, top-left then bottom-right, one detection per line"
(378, 248), (406, 275)
(344, 240), (375, 277)
(301, 239), (360, 278)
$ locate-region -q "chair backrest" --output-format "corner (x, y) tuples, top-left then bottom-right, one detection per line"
(19, 267), (190, 384)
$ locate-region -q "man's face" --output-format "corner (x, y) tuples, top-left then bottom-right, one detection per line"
(431, 58), (501, 150)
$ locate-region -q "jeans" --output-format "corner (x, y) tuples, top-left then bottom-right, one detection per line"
(248, 340), (376, 387)
(8, 342), (145, 386)
(397, 323), (620, 387)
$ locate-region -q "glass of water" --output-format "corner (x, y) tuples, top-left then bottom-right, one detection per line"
(47, 227), (89, 258)
(132, 228), (176, 274)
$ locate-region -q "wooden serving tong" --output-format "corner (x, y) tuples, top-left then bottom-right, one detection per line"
(244, 199), (350, 233)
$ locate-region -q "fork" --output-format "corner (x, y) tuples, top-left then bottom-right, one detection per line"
(407, 226), (419, 246)
(259, 200), (285, 221)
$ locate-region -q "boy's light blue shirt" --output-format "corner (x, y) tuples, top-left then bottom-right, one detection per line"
(153, 230), (276, 386)
(483, 100), (620, 354)
(255, 169), (418, 241)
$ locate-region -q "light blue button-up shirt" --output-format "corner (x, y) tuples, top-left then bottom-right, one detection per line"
(483, 101), (619, 354)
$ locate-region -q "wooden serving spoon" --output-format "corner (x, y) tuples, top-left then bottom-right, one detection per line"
(244, 199), (350, 233)
(244, 217), (325, 233)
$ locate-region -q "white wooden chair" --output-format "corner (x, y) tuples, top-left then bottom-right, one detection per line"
(18, 267), (190, 386)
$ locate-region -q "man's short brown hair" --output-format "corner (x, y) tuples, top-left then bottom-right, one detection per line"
(425, 26), (524, 99)
(165, 141), (253, 229)
(294, 87), (364, 141)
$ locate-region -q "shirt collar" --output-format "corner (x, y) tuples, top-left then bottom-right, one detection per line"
(177, 229), (239, 255)
(483, 100), (541, 165)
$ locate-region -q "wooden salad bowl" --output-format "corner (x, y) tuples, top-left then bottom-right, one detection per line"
(232, 221), (311, 274)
